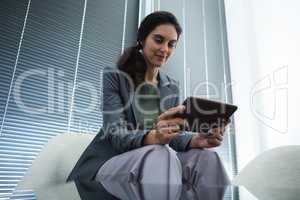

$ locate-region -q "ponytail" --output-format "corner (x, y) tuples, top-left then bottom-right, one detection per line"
(117, 44), (147, 88)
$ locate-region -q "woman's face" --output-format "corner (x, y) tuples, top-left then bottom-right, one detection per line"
(142, 24), (178, 68)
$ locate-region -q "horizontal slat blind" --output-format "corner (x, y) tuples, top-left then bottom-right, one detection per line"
(0, 1), (34, 199)
(0, 0), (84, 198)
(68, 0), (126, 134)
(0, 0), (138, 199)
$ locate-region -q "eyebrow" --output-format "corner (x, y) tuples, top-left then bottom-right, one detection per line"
(153, 34), (177, 42)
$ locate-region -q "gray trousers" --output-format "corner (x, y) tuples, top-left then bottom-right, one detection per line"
(95, 145), (229, 187)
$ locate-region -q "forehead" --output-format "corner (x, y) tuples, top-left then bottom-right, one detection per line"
(149, 24), (178, 41)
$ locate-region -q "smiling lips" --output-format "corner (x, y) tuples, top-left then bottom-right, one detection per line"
(156, 54), (166, 61)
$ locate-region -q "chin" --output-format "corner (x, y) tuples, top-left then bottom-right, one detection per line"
(149, 59), (166, 68)
(150, 62), (162, 68)
(155, 61), (166, 67)
(154, 63), (163, 68)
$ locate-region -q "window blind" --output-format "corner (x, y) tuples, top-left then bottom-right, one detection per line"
(185, 1), (238, 199)
(145, 0), (238, 199)
(0, 0), (138, 199)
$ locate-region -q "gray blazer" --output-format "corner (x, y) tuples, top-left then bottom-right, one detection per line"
(67, 68), (193, 181)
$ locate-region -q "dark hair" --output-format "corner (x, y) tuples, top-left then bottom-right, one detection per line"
(117, 11), (182, 87)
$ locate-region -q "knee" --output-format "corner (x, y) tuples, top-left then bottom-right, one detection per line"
(145, 144), (169, 153)
(186, 148), (220, 161)
(189, 148), (216, 155)
(202, 149), (222, 164)
(140, 145), (182, 184)
(182, 149), (225, 173)
(144, 144), (179, 163)
(198, 149), (219, 159)
(181, 149), (229, 186)
(148, 144), (168, 149)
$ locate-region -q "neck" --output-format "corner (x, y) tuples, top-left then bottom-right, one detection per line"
(145, 66), (159, 84)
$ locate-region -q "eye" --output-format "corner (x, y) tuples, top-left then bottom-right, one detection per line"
(168, 41), (177, 48)
(154, 37), (163, 44)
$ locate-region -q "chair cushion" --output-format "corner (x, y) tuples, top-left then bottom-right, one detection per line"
(15, 133), (94, 199)
(233, 145), (300, 200)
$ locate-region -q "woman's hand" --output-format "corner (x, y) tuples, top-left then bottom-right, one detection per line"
(143, 105), (187, 145)
(189, 126), (227, 149)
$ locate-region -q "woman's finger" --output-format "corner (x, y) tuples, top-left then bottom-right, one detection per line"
(209, 127), (225, 136)
(158, 105), (185, 120)
(155, 128), (179, 144)
(164, 131), (180, 140)
(164, 118), (186, 127)
(206, 130), (224, 142)
(156, 118), (186, 131)
(208, 138), (222, 147)
(215, 134), (223, 141)
(158, 126), (180, 134)
(168, 124), (180, 133)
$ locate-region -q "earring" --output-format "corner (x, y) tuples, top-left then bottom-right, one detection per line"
(139, 48), (143, 54)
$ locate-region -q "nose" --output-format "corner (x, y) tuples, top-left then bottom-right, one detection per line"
(159, 42), (168, 53)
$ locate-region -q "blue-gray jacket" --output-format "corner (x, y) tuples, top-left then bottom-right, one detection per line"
(67, 68), (193, 181)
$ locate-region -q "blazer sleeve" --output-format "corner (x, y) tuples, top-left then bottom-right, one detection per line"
(168, 81), (194, 152)
(101, 70), (148, 153)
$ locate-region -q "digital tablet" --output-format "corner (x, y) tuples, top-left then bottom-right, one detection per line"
(175, 97), (238, 133)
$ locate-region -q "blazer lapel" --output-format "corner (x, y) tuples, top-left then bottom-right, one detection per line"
(118, 74), (138, 126)
(158, 72), (175, 113)
(123, 71), (176, 126)
(131, 91), (140, 126)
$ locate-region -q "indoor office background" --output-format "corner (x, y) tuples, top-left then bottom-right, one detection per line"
(3, 0), (298, 200)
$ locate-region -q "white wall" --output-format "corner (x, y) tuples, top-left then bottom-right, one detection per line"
(224, 0), (300, 175)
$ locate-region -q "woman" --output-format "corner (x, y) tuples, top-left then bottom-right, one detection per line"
(68, 11), (229, 188)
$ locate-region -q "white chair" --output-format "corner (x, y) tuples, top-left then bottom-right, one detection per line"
(15, 133), (94, 200)
(233, 145), (300, 200)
